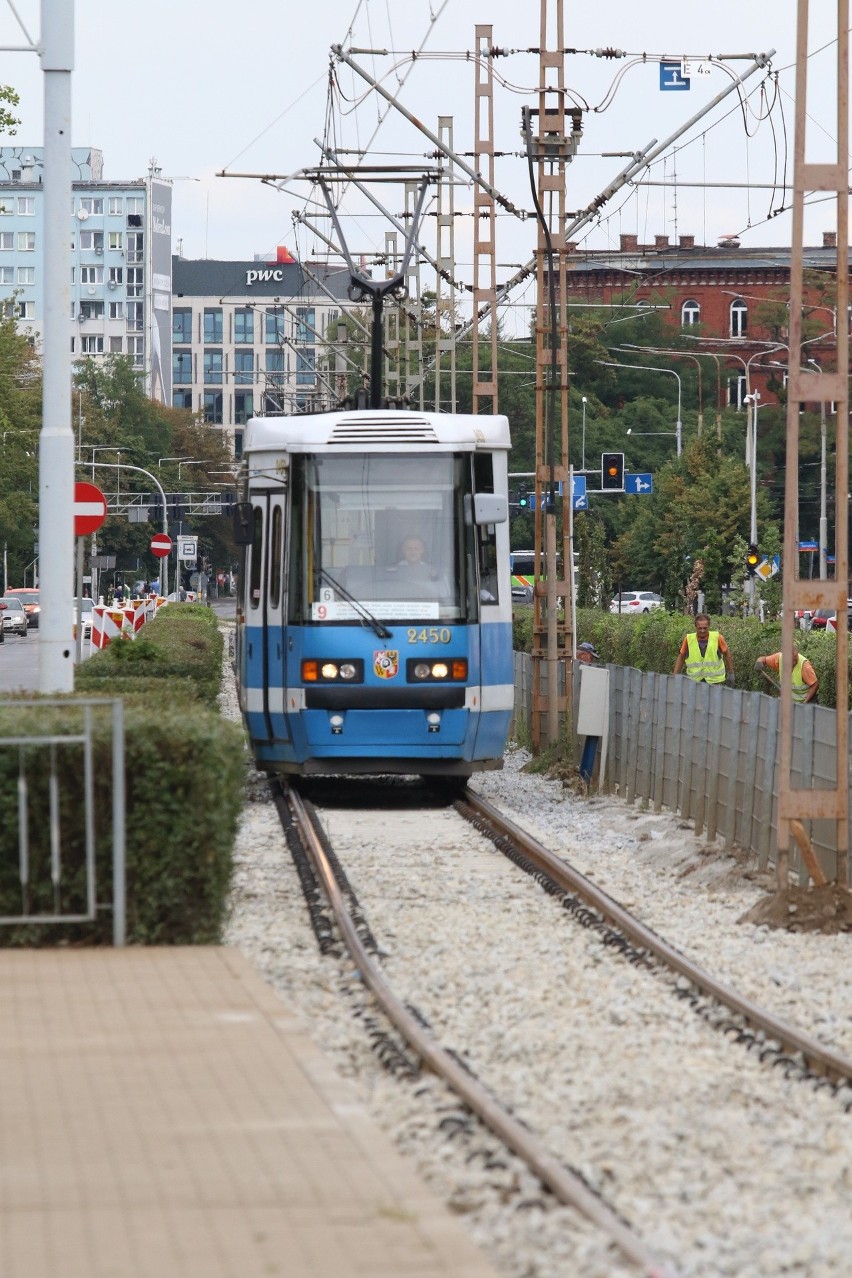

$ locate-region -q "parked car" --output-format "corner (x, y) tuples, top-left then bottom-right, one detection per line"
(4, 588), (40, 628)
(0, 597), (28, 637)
(73, 597), (94, 642)
(609, 590), (663, 615)
(809, 608), (836, 630)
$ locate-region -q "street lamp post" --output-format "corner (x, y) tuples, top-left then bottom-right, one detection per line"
(807, 357), (829, 579)
(595, 359), (682, 455)
(743, 391), (761, 616)
(581, 396), (587, 472)
(617, 345), (704, 437)
(85, 461), (170, 598)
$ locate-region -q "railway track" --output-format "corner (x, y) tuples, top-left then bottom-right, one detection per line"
(271, 776), (852, 1277)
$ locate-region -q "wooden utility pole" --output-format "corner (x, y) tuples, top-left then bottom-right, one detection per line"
(777, 0), (849, 889)
(529, 0), (573, 749)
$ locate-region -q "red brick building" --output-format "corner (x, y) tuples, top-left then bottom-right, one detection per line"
(565, 231), (844, 411)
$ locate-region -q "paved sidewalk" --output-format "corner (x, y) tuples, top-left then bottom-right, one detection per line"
(0, 946), (499, 1278)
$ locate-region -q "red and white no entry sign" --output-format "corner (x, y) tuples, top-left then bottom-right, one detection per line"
(149, 532), (173, 558)
(74, 481), (108, 536)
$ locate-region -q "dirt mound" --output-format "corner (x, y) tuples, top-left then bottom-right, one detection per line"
(738, 884), (852, 934)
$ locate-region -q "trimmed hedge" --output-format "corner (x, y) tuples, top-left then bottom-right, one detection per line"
(0, 605), (245, 945)
(513, 605), (844, 707)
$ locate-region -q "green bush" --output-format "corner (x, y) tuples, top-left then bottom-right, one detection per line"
(77, 603), (222, 705)
(514, 605), (843, 707)
(0, 606), (245, 945)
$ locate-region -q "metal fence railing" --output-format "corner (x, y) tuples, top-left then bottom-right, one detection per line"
(512, 654), (844, 885)
(0, 698), (125, 945)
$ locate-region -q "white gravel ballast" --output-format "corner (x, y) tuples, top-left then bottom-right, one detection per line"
(219, 646), (852, 1278)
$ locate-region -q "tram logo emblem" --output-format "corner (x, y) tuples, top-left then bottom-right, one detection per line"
(374, 650), (399, 679)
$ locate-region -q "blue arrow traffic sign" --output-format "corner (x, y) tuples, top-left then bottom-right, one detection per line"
(624, 473), (653, 495)
(573, 493), (588, 511)
(572, 475), (587, 499)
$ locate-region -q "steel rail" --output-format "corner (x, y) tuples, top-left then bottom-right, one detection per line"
(462, 790), (852, 1086)
(283, 781), (679, 1278)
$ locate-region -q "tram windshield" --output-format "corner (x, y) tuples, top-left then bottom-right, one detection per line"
(289, 453), (475, 623)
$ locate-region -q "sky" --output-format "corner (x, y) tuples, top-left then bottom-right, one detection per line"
(0, 1), (846, 322)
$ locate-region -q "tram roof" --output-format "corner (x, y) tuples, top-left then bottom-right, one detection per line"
(243, 409), (511, 453)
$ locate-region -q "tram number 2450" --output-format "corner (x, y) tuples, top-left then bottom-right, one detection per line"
(407, 627), (452, 644)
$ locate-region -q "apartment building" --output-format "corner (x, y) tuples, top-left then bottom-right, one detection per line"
(0, 147), (172, 400)
(170, 254), (354, 454)
(563, 230), (847, 407)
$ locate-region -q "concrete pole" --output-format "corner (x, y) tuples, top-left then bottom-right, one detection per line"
(819, 400), (828, 579)
(38, 0), (75, 693)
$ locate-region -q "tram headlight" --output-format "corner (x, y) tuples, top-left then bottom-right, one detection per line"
(408, 658), (468, 682)
(302, 658), (364, 683)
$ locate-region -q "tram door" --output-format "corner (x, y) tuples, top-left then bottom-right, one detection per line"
(264, 495), (290, 742)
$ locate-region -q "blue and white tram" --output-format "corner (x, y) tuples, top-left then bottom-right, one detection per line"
(234, 407), (514, 777)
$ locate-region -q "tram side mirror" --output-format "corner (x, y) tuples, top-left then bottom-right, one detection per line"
(464, 493), (508, 526)
(233, 501), (254, 545)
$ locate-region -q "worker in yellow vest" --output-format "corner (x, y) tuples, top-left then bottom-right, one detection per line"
(754, 646), (818, 703)
(673, 613), (735, 685)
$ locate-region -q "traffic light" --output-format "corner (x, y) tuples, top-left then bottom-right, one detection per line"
(746, 544), (760, 576)
(601, 452), (625, 492)
(518, 493), (529, 509)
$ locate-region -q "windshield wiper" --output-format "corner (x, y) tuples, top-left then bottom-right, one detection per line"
(318, 568), (393, 640)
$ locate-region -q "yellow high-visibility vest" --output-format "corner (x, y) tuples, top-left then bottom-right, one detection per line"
(684, 631), (726, 683)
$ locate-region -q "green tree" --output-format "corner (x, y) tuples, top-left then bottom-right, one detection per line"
(0, 314), (40, 585)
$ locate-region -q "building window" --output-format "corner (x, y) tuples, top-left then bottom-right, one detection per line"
(173, 308), (192, 343)
(234, 428), (245, 460)
(16, 266), (35, 285)
(681, 299), (701, 326)
(17, 232), (36, 252)
(0, 232), (12, 250)
(0, 266), (13, 284)
(265, 309), (285, 344)
(126, 267), (143, 298)
(17, 196), (35, 215)
(234, 350), (254, 384)
(203, 391), (223, 423)
(126, 232), (143, 263)
(295, 306), (316, 343)
(265, 348), (286, 386)
(108, 197), (123, 215)
(79, 230), (104, 252)
(78, 300), (104, 320)
(295, 348), (316, 385)
(127, 335), (144, 367)
(173, 350), (192, 384)
(234, 308), (254, 344)
(235, 392), (254, 424)
(109, 336), (123, 353)
(108, 266), (123, 286)
(80, 265), (103, 285)
(0, 201), (11, 216)
(173, 390), (193, 410)
(204, 308), (223, 344)
(81, 335), (104, 354)
(108, 301), (124, 320)
(126, 196), (143, 215)
(108, 231), (123, 251)
(126, 301), (143, 331)
(729, 374), (747, 408)
(79, 198), (103, 215)
(204, 349), (223, 384)
(730, 298), (748, 338)
(17, 300), (35, 319)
